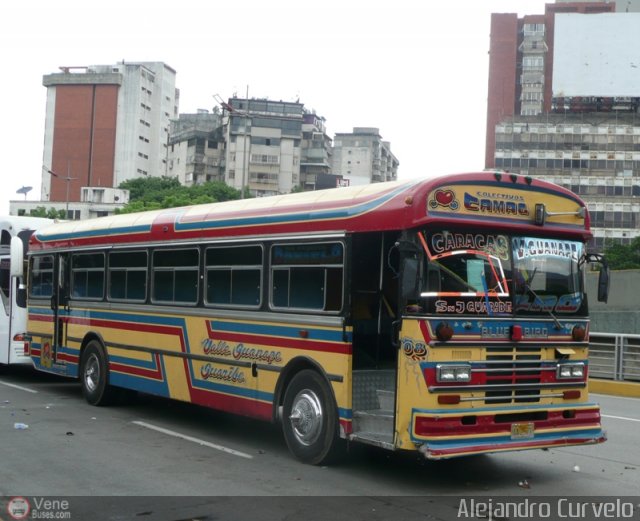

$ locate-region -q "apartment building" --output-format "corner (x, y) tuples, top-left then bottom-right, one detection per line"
(332, 128), (398, 187)
(168, 110), (225, 187)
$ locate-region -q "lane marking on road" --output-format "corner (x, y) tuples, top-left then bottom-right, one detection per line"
(132, 420), (253, 459)
(0, 381), (38, 393)
(602, 414), (640, 423)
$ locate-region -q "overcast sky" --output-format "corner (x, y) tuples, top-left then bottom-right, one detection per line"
(0, 0), (548, 214)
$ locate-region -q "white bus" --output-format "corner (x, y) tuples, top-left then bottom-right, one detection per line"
(1, 216), (52, 366)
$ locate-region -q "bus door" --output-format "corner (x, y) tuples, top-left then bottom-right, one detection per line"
(43, 253), (70, 368)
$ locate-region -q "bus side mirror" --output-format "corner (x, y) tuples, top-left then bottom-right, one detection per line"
(597, 265), (610, 303)
(10, 237), (24, 277)
(585, 253), (609, 304)
(16, 283), (27, 308)
(401, 257), (420, 301)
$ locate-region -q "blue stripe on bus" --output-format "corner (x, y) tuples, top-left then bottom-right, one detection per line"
(338, 407), (352, 420)
(109, 371), (169, 396)
(36, 224), (151, 242)
(209, 320), (345, 342)
(29, 307), (187, 327)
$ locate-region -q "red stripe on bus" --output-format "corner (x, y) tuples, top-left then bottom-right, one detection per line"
(188, 387), (272, 421)
(208, 329), (351, 355)
(110, 361), (163, 380)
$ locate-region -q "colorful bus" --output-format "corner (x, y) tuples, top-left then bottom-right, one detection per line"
(1, 216), (52, 366)
(23, 172), (609, 463)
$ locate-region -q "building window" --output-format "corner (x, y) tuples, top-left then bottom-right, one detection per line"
(250, 154), (279, 165)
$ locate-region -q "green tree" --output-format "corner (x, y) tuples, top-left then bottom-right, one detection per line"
(116, 177), (243, 213)
(28, 206), (66, 219)
(119, 177), (182, 203)
(604, 237), (640, 270)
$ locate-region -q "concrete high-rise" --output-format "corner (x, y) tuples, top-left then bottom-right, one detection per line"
(486, 2), (640, 248)
(332, 128), (398, 187)
(485, 2), (614, 169)
(220, 97), (305, 197)
(36, 61), (178, 218)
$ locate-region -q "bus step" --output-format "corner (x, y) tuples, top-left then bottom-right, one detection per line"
(352, 409), (394, 436)
(349, 431), (395, 451)
(376, 389), (395, 411)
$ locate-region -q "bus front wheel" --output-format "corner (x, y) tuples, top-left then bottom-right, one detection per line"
(80, 341), (115, 406)
(282, 370), (340, 465)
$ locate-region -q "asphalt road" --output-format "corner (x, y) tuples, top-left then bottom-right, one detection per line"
(1, 366), (638, 520)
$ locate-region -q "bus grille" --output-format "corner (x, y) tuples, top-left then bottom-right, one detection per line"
(484, 347), (542, 404)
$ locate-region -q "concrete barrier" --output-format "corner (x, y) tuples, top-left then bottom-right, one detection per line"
(589, 378), (640, 398)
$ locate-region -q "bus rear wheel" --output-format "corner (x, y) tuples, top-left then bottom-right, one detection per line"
(80, 341), (115, 406)
(282, 369), (341, 465)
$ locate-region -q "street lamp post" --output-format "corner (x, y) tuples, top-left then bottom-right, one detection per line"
(44, 164), (77, 218)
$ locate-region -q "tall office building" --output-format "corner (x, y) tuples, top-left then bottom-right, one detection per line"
(36, 61), (178, 218)
(486, 2), (640, 247)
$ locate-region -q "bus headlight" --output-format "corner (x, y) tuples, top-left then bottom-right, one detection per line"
(557, 363), (585, 379)
(436, 364), (472, 383)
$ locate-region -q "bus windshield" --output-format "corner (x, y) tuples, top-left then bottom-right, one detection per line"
(512, 236), (585, 316)
(415, 231), (587, 317)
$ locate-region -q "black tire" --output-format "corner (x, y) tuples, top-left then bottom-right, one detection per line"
(80, 341), (115, 406)
(282, 369), (341, 465)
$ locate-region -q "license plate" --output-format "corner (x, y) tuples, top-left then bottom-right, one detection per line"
(511, 422), (535, 440)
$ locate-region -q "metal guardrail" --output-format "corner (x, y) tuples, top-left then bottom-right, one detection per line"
(590, 332), (640, 382)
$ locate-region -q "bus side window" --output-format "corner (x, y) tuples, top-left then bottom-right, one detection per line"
(152, 248), (199, 305)
(270, 242), (344, 313)
(205, 245), (262, 308)
(29, 256), (54, 298)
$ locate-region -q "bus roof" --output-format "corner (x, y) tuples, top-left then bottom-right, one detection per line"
(1, 215), (53, 250)
(30, 172), (591, 251)
(0, 216), (53, 235)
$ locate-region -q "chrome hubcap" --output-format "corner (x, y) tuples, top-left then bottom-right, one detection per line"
(289, 390), (323, 446)
(84, 353), (100, 393)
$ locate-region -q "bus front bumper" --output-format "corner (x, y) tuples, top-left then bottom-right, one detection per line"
(411, 404), (606, 460)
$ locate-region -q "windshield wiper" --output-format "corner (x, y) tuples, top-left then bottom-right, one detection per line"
(522, 284), (563, 330)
